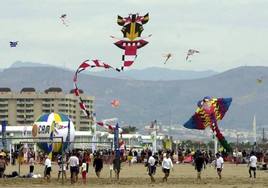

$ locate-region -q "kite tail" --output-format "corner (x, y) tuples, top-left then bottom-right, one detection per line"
(211, 121), (232, 153)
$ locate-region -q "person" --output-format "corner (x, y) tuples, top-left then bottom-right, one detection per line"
(127, 149), (133, 166)
(162, 153), (173, 182)
(113, 154), (121, 180)
(29, 155), (35, 175)
(93, 153), (103, 178)
(194, 151), (205, 180)
(215, 153), (224, 179)
(147, 151), (156, 183)
(248, 151), (257, 178)
(81, 159), (87, 184)
(57, 155), (67, 180)
(0, 154), (8, 178)
(68, 152), (79, 184)
(44, 155), (52, 181)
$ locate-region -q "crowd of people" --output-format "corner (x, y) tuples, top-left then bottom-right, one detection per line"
(0, 148), (266, 184)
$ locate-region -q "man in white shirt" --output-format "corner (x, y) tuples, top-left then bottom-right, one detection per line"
(147, 151), (156, 183)
(248, 151), (257, 178)
(44, 155), (52, 181)
(68, 152), (79, 184)
(215, 153), (224, 179)
(162, 153), (173, 182)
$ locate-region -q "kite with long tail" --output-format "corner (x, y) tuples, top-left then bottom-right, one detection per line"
(183, 96), (232, 152)
(73, 59), (115, 118)
(73, 60), (122, 133)
(96, 118), (123, 133)
(111, 13), (151, 71)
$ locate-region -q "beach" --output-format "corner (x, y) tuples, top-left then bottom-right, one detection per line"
(1, 163), (268, 188)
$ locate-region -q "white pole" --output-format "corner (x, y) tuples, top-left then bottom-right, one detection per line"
(9, 144), (12, 164)
(152, 130), (157, 154)
(92, 114), (97, 152)
(34, 144), (37, 161)
(214, 135), (218, 155)
(253, 115), (257, 148)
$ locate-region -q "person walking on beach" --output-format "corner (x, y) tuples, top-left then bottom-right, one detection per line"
(93, 153), (103, 178)
(162, 153), (173, 182)
(57, 155), (67, 180)
(248, 151), (257, 179)
(29, 155), (35, 175)
(147, 151), (156, 183)
(44, 155), (52, 182)
(68, 152), (79, 184)
(194, 151), (205, 180)
(215, 153), (224, 179)
(81, 159), (87, 184)
(0, 154), (7, 178)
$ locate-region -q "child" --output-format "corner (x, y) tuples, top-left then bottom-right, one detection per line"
(215, 153), (224, 179)
(81, 159), (87, 184)
(57, 155), (66, 180)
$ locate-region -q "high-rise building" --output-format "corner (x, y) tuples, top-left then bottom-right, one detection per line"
(0, 87), (94, 131)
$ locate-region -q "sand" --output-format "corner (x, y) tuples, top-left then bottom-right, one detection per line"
(0, 162), (268, 188)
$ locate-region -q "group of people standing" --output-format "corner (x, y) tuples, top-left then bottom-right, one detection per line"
(145, 150), (259, 183)
(194, 151), (258, 180)
(42, 151), (104, 184)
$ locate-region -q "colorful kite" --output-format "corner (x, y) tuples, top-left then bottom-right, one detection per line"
(60, 14), (68, 26)
(186, 49), (199, 61)
(111, 99), (120, 108)
(73, 59), (115, 119)
(183, 96), (232, 152)
(163, 53), (172, 64)
(112, 13), (151, 71)
(96, 118), (123, 133)
(10, 41), (18, 47)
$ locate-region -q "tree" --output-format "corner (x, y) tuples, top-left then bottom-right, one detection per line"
(122, 126), (138, 134)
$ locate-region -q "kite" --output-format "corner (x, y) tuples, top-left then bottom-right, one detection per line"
(60, 14), (68, 26)
(183, 96), (232, 152)
(256, 79), (262, 84)
(111, 99), (120, 108)
(73, 60), (123, 133)
(256, 76), (264, 84)
(96, 118), (123, 133)
(10, 41), (18, 47)
(111, 13), (151, 71)
(163, 53), (172, 64)
(73, 59), (115, 119)
(186, 49), (199, 61)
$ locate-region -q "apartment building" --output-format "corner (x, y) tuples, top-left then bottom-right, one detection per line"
(0, 87), (94, 131)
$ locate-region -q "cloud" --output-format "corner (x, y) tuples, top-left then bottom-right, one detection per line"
(0, 0), (267, 71)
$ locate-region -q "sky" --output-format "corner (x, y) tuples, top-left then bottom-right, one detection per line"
(1, 0), (268, 72)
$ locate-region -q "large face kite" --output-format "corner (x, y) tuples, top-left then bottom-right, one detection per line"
(117, 13), (149, 41)
(112, 13), (151, 71)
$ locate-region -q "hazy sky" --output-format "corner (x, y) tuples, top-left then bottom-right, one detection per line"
(1, 0), (268, 71)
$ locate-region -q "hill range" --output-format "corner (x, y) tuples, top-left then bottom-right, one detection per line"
(0, 63), (267, 132)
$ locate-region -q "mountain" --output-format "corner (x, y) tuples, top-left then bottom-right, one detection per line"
(90, 67), (218, 81)
(9, 61), (53, 68)
(7, 61), (217, 81)
(0, 65), (267, 131)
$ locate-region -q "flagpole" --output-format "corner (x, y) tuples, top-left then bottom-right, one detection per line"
(92, 113), (97, 152)
(253, 115), (257, 151)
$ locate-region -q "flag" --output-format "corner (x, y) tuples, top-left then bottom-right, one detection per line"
(48, 121), (55, 159)
(1, 121), (7, 150)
